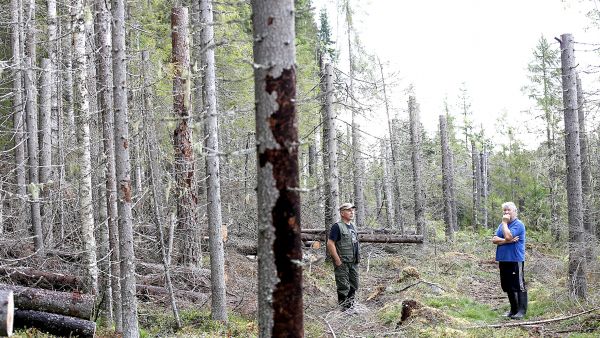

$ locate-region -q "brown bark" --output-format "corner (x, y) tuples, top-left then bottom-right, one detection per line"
(13, 309), (95, 338)
(0, 284), (93, 319)
(0, 290), (14, 337)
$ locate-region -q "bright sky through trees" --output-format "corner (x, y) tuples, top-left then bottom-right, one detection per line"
(317, 0), (598, 148)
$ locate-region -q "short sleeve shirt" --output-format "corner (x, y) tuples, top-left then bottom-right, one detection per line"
(495, 218), (526, 262)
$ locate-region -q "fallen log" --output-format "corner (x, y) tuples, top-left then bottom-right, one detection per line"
(0, 290), (14, 337)
(13, 309), (95, 338)
(0, 267), (83, 292)
(301, 228), (401, 235)
(0, 284), (93, 320)
(301, 233), (423, 243)
(136, 284), (208, 304)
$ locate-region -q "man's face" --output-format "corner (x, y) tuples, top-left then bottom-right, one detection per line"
(341, 208), (355, 221)
(503, 207), (516, 221)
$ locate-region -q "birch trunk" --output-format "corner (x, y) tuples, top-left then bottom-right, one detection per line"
(559, 33), (586, 299)
(408, 96), (425, 240)
(47, 0), (59, 183)
(112, 0), (140, 334)
(24, 56), (43, 256)
(576, 74), (595, 261)
(73, 0), (98, 295)
(252, 0), (303, 335)
(95, 0), (121, 327)
(439, 115), (455, 240)
(199, 0), (227, 321)
(171, 7), (200, 267)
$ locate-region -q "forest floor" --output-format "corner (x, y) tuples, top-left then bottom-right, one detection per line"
(8, 222), (600, 338)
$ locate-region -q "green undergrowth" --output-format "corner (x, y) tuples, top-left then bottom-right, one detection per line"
(424, 295), (497, 322)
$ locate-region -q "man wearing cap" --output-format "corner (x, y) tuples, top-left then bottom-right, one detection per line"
(327, 202), (360, 310)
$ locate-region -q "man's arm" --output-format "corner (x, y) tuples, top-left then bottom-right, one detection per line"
(500, 214), (513, 240)
(327, 239), (342, 266)
(492, 235), (519, 245)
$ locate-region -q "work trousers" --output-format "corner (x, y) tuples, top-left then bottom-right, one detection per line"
(334, 261), (359, 305)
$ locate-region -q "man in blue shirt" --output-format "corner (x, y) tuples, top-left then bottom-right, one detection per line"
(492, 201), (527, 319)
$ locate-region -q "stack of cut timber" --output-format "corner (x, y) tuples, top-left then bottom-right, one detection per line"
(0, 290), (14, 337)
(0, 284), (95, 338)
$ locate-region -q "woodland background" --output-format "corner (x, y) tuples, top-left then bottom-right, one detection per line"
(0, 0), (599, 337)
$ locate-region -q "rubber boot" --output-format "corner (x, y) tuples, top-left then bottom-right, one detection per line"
(511, 291), (527, 320)
(338, 294), (347, 309)
(503, 292), (518, 317)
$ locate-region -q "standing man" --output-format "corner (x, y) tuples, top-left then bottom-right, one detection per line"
(327, 202), (360, 310)
(492, 201), (527, 319)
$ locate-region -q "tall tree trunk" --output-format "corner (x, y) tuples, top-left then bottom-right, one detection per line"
(439, 115), (455, 241)
(378, 59), (398, 228)
(171, 7), (200, 267)
(141, 50), (181, 329)
(480, 149), (489, 228)
(251, 0), (303, 336)
(95, 0), (122, 328)
(73, 0), (98, 295)
(112, 0), (140, 334)
(24, 56), (43, 256)
(559, 33), (586, 299)
(39, 58), (53, 247)
(199, 0), (227, 321)
(381, 140), (394, 227)
(346, 1), (366, 228)
(391, 119), (405, 232)
(576, 74), (594, 261)
(471, 140), (480, 230)
(12, 0), (27, 234)
(322, 62), (339, 239)
(47, 0), (59, 184)
(408, 96), (425, 240)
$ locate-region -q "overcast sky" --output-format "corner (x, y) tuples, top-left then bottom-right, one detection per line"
(315, 0), (599, 148)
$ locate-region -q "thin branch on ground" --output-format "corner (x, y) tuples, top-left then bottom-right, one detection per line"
(465, 307), (600, 329)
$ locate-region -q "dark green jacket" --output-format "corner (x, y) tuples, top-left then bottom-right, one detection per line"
(334, 222), (359, 263)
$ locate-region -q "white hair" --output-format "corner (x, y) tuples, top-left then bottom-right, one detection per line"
(502, 201), (518, 214)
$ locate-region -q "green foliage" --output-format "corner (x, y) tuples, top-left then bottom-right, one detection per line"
(378, 302), (403, 325)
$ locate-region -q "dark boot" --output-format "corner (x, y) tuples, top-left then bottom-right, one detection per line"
(338, 294), (347, 308)
(503, 292), (518, 317)
(511, 291), (527, 320)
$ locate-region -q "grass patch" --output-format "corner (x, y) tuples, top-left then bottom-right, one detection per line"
(424, 295), (497, 322)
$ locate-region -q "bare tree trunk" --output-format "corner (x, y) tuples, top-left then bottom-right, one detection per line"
(252, 0), (303, 336)
(471, 140), (480, 230)
(391, 119), (405, 232)
(322, 62), (339, 238)
(576, 74), (595, 261)
(47, 0), (59, 183)
(95, 0), (121, 328)
(381, 140), (394, 227)
(172, 7), (200, 267)
(24, 56), (44, 256)
(12, 0), (27, 234)
(141, 50), (181, 329)
(480, 149), (489, 228)
(559, 33), (586, 299)
(199, 0), (227, 321)
(39, 58), (53, 247)
(112, 0), (140, 334)
(346, 2), (366, 228)
(440, 115), (455, 241)
(0, 290), (14, 337)
(408, 96), (425, 240)
(72, 0), (98, 295)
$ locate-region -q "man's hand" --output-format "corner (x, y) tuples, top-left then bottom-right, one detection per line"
(502, 214), (511, 223)
(334, 259), (342, 267)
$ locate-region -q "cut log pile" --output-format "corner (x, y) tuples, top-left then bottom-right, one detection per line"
(0, 283), (95, 338)
(300, 228), (424, 244)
